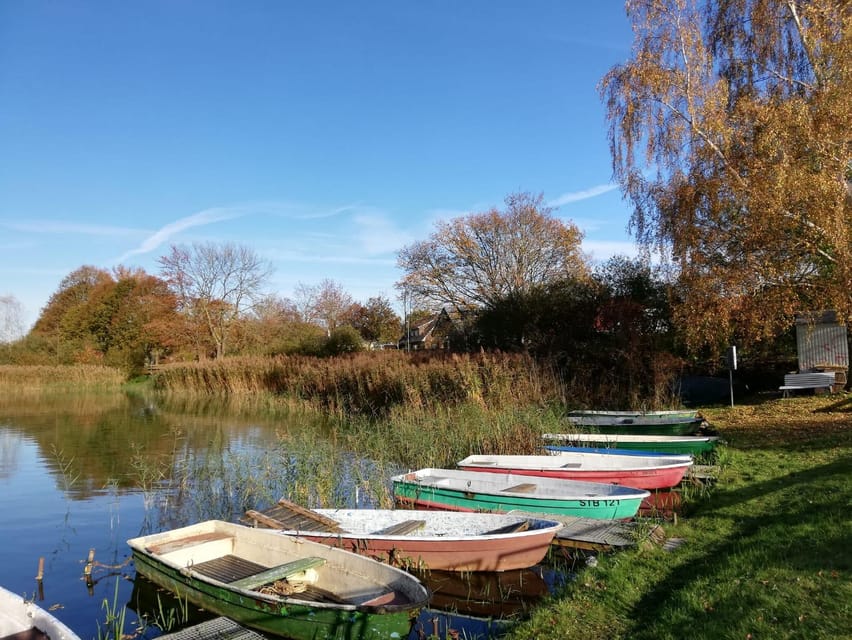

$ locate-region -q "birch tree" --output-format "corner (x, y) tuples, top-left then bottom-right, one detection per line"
(0, 295), (24, 344)
(158, 242), (273, 358)
(600, 0), (852, 350)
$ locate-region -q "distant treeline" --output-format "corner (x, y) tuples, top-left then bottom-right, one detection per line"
(0, 256), (798, 408)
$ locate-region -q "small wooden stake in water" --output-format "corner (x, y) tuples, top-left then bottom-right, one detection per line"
(35, 557), (44, 582)
(84, 548), (95, 585)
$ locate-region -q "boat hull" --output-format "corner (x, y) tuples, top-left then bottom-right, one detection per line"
(458, 463), (688, 490)
(568, 409), (699, 420)
(287, 510), (562, 572)
(392, 469), (648, 520)
(128, 521), (427, 640)
(566, 416), (704, 435)
(131, 554), (418, 640)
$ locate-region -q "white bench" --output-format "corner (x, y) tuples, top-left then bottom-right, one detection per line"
(779, 372), (835, 397)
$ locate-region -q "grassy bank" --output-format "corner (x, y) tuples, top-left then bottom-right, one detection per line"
(509, 395), (852, 640)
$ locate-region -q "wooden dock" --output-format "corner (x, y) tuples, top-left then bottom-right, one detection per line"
(159, 617), (265, 640)
(508, 511), (662, 551)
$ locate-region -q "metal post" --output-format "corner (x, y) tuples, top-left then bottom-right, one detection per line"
(726, 345), (737, 407)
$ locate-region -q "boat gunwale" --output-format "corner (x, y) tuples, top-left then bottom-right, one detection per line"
(457, 453), (693, 475)
(301, 510), (564, 542)
(391, 468), (651, 501)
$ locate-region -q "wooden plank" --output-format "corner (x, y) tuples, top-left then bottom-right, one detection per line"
(243, 499), (344, 533)
(0, 629), (48, 640)
(145, 531), (233, 555)
(190, 555), (266, 583)
(510, 513), (639, 551)
(244, 510), (293, 530)
(502, 483), (538, 493)
(276, 498), (344, 530)
(230, 557), (327, 590)
(371, 519), (426, 536)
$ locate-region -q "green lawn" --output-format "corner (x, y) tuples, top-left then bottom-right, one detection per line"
(508, 395), (852, 640)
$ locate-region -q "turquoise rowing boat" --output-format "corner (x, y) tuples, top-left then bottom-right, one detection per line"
(392, 468), (649, 520)
(543, 433), (720, 456)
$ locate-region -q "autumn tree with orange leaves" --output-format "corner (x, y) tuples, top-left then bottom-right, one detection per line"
(601, 0), (851, 353)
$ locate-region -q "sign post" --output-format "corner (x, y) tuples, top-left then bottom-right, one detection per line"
(726, 345), (737, 407)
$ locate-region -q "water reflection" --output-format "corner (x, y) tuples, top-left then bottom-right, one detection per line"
(412, 566), (557, 619)
(0, 390), (571, 640)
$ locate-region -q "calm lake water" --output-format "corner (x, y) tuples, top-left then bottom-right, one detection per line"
(0, 390), (563, 640)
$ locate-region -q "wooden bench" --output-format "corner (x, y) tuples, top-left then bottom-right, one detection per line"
(779, 372), (835, 397)
(230, 556), (327, 590)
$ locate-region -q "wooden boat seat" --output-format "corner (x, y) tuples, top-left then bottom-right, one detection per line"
(481, 520), (531, 535)
(146, 531), (233, 555)
(501, 483), (538, 493)
(230, 557), (327, 590)
(371, 519), (426, 536)
(0, 629), (49, 640)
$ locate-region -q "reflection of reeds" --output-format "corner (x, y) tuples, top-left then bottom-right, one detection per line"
(49, 444), (80, 492)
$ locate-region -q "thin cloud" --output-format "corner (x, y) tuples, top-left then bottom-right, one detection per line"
(117, 206), (250, 261)
(353, 213), (413, 255)
(1, 220), (142, 236)
(548, 184), (618, 207)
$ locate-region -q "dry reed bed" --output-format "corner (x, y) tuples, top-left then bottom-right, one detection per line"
(0, 364), (125, 389)
(153, 351), (561, 417)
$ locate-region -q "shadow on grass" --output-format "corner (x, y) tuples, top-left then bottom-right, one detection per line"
(623, 456), (852, 639)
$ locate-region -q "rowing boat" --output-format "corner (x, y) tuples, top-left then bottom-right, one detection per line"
(457, 452), (692, 490)
(542, 433), (720, 456)
(127, 520), (429, 640)
(392, 468), (649, 520)
(246, 504), (563, 572)
(0, 585), (81, 640)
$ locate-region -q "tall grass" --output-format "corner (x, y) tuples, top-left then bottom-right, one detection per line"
(0, 364), (125, 390)
(153, 351), (564, 417)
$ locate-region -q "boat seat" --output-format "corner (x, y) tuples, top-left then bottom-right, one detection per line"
(146, 531), (233, 555)
(502, 483), (538, 493)
(481, 520), (531, 535)
(371, 519), (426, 536)
(0, 630), (49, 640)
(230, 556), (327, 590)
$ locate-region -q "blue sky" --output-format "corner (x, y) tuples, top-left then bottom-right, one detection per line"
(0, 2), (637, 331)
